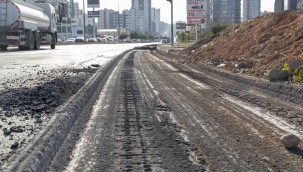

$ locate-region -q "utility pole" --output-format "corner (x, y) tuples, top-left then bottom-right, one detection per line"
(118, 0), (120, 39)
(83, 0), (86, 42)
(167, 0), (173, 47)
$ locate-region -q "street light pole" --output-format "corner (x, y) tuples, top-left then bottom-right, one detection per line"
(171, 0), (173, 47)
(167, 0), (173, 47)
(83, 0), (86, 42)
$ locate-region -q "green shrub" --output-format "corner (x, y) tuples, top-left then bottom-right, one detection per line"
(293, 70), (303, 82)
(282, 63), (291, 71)
(211, 24), (228, 34)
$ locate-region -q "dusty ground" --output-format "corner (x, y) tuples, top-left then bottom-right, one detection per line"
(181, 10), (303, 78)
(46, 49), (303, 171)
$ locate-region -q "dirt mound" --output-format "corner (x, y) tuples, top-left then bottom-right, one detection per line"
(180, 10), (303, 78)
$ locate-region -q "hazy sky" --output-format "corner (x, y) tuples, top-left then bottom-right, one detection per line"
(75, 0), (275, 23)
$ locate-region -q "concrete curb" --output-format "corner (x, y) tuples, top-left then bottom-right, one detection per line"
(4, 49), (133, 172)
(157, 48), (303, 105)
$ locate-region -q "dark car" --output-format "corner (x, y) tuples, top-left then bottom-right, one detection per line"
(75, 37), (85, 42)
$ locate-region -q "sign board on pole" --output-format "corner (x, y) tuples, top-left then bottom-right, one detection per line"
(187, 0), (207, 25)
(88, 11), (100, 18)
(176, 22), (186, 29)
(186, 25), (201, 33)
(87, 0), (100, 8)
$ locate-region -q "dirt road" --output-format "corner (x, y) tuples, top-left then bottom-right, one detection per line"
(45, 49), (303, 171)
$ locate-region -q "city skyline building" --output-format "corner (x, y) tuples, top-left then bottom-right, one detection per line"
(131, 0), (151, 34)
(287, 0), (298, 10)
(275, 0), (284, 12)
(209, 0), (241, 25)
(151, 8), (160, 35)
(243, 0), (261, 21)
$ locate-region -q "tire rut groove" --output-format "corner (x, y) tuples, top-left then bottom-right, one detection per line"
(112, 52), (162, 171)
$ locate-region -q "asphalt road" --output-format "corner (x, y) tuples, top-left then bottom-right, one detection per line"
(0, 44), (149, 91)
(48, 49), (303, 171)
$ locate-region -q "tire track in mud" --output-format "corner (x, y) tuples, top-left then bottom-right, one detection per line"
(111, 52), (206, 171)
(112, 54), (163, 171)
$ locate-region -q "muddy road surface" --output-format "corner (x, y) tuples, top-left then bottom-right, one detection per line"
(49, 50), (303, 171)
(2, 48), (303, 171)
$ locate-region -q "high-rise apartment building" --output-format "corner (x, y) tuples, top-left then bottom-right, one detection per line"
(288, 0), (298, 10)
(151, 8), (160, 35)
(209, 0), (241, 25)
(98, 9), (119, 29)
(243, 0), (261, 21)
(131, 0), (151, 34)
(275, 0), (284, 12)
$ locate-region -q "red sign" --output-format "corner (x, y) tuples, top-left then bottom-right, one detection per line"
(187, 0), (207, 25)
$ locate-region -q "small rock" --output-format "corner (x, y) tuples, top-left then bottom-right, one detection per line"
(280, 134), (301, 148)
(34, 114), (41, 118)
(11, 142), (19, 149)
(10, 126), (25, 133)
(268, 69), (289, 81)
(217, 64), (226, 68)
(3, 128), (11, 136)
(35, 118), (43, 124)
(91, 64), (100, 68)
(32, 104), (47, 112)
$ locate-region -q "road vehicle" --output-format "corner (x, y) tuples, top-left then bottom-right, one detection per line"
(65, 38), (75, 43)
(0, 0), (61, 50)
(75, 37), (85, 42)
(88, 38), (98, 43)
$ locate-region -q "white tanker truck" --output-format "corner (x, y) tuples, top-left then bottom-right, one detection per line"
(0, 0), (59, 50)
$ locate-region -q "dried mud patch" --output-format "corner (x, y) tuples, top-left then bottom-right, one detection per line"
(0, 67), (97, 167)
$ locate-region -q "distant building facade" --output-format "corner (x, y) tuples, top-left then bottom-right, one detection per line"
(275, 0), (284, 12)
(131, 0), (151, 34)
(243, 0), (261, 21)
(151, 8), (160, 36)
(287, 0), (298, 10)
(207, 0), (241, 26)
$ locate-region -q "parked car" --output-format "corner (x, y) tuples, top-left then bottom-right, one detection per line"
(75, 37), (85, 42)
(88, 38), (98, 43)
(65, 38), (75, 43)
(101, 38), (108, 42)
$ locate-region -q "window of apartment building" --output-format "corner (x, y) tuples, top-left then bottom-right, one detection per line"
(62, 27), (66, 33)
(57, 27), (61, 33)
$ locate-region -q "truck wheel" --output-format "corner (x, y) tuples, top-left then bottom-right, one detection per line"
(27, 34), (35, 50)
(0, 45), (8, 51)
(51, 43), (55, 49)
(34, 37), (41, 50)
(34, 33), (41, 50)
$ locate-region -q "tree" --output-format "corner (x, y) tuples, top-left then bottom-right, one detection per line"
(119, 32), (128, 40)
(130, 32), (139, 39)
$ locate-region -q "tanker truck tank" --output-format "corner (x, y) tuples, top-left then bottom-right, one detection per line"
(0, 0), (57, 51)
(4, 0), (51, 32)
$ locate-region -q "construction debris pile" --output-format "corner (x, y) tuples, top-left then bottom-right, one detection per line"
(181, 10), (303, 81)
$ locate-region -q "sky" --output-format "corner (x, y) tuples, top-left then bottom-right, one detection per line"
(75, 0), (275, 23)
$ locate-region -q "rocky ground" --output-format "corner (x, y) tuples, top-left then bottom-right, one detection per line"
(0, 67), (98, 166)
(180, 10), (303, 82)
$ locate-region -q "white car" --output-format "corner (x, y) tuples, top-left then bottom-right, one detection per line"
(65, 38), (75, 43)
